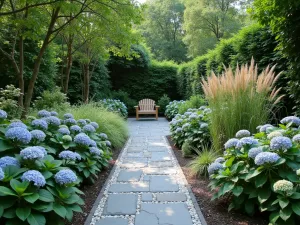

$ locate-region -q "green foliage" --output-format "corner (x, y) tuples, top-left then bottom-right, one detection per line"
(33, 87), (70, 112)
(170, 106), (211, 149)
(165, 100), (186, 120)
(178, 95), (206, 114)
(182, 141), (194, 158)
(0, 85), (22, 119)
(69, 103), (129, 149)
(97, 99), (128, 118)
(209, 117), (300, 224)
(189, 147), (218, 177)
(157, 94), (170, 115)
(0, 108), (114, 224)
(111, 90), (137, 115)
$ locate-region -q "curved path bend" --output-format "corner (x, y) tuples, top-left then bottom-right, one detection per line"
(86, 118), (207, 225)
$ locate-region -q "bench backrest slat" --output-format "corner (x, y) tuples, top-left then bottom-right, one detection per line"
(139, 99), (155, 111)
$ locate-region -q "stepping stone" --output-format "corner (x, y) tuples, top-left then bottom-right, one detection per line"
(150, 175), (179, 192)
(147, 142), (166, 147)
(143, 175), (151, 181)
(124, 152), (144, 158)
(127, 147), (144, 153)
(117, 169), (142, 182)
(156, 193), (187, 202)
(103, 194), (137, 215)
(143, 167), (177, 175)
(141, 193), (153, 201)
(135, 203), (193, 225)
(150, 152), (171, 162)
(95, 217), (128, 225)
(109, 182), (150, 192)
(149, 161), (173, 167)
(121, 158), (148, 168)
(147, 146), (168, 152)
(143, 152), (152, 158)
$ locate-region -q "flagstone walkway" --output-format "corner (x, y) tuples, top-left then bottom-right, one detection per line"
(87, 118), (206, 225)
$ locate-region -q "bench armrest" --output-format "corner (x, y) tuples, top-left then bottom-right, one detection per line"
(155, 105), (160, 109)
(134, 106), (139, 108)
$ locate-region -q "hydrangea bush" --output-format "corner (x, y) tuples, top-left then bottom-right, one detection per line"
(209, 116), (300, 225)
(169, 106), (211, 149)
(98, 99), (128, 118)
(165, 100), (185, 120)
(0, 109), (113, 225)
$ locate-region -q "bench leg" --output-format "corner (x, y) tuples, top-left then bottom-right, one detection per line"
(156, 111), (158, 120)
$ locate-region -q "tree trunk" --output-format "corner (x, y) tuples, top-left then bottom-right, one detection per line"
(83, 63), (89, 104)
(18, 36), (24, 107)
(63, 36), (73, 93)
(22, 8), (60, 118)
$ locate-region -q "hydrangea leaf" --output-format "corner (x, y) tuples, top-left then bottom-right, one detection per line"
(279, 198), (289, 209)
(255, 174), (268, 188)
(0, 186), (17, 196)
(24, 193), (39, 204)
(0, 139), (13, 152)
(279, 207), (292, 221)
(16, 207), (31, 221)
(232, 186), (243, 196)
(38, 189), (54, 202)
(53, 202), (67, 218)
(292, 202), (300, 216)
(258, 187), (271, 204)
(27, 213), (46, 225)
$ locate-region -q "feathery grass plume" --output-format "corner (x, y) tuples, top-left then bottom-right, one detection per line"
(201, 58), (283, 151)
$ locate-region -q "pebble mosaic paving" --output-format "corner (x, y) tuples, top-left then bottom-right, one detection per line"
(89, 118), (204, 225)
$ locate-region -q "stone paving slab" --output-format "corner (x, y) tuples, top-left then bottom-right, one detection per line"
(87, 118), (206, 225)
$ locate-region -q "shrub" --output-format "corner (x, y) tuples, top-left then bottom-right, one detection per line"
(157, 94), (170, 115)
(189, 147), (218, 177)
(68, 103), (128, 148)
(182, 141), (194, 158)
(33, 87), (70, 112)
(178, 95), (206, 114)
(169, 106), (211, 149)
(209, 115), (300, 224)
(0, 85), (22, 119)
(0, 109), (113, 224)
(202, 59), (283, 151)
(111, 90), (137, 115)
(165, 100), (185, 120)
(98, 99), (128, 118)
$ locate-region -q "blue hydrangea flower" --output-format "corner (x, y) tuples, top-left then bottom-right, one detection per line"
(8, 121), (27, 129)
(99, 133), (108, 139)
(83, 124), (96, 133)
(90, 122), (99, 129)
(54, 169), (77, 185)
(64, 118), (77, 126)
(182, 123), (190, 129)
(21, 170), (46, 187)
(64, 113), (74, 119)
(74, 133), (91, 146)
(5, 127), (32, 144)
(0, 167), (4, 180)
(70, 125), (81, 133)
(44, 116), (61, 126)
(20, 146), (46, 160)
(208, 162), (223, 175)
(184, 112), (192, 116)
(248, 147), (263, 159)
(254, 152), (281, 165)
(30, 130), (46, 142)
(89, 147), (102, 155)
(189, 114), (198, 119)
(280, 116), (300, 126)
(32, 119), (48, 130)
(236, 137), (259, 148)
(58, 127), (70, 135)
(50, 111), (58, 116)
(106, 140), (111, 147)
(77, 119), (87, 126)
(292, 134), (300, 143)
(200, 123), (208, 129)
(0, 109), (7, 119)
(37, 110), (51, 118)
(224, 138), (239, 149)
(35, 146), (47, 156)
(0, 156), (20, 168)
(215, 157), (225, 163)
(90, 140), (97, 147)
(236, 130), (251, 138)
(270, 136), (292, 150)
(175, 127), (182, 133)
(59, 151), (81, 161)
(259, 124), (274, 133)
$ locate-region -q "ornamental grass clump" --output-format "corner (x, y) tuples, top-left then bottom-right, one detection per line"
(0, 108), (114, 224)
(201, 59), (283, 151)
(169, 106), (211, 149)
(209, 115), (300, 224)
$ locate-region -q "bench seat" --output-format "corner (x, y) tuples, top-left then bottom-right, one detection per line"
(135, 99), (159, 120)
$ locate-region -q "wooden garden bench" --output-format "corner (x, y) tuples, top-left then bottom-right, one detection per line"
(135, 99), (160, 120)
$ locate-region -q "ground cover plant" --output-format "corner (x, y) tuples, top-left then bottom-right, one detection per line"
(0, 109), (113, 225)
(209, 116), (300, 225)
(98, 99), (128, 118)
(169, 106), (211, 150)
(202, 59), (283, 151)
(165, 100), (186, 120)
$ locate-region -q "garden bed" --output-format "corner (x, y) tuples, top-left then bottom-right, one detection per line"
(167, 136), (268, 225)
(66, 147), (121, 225)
